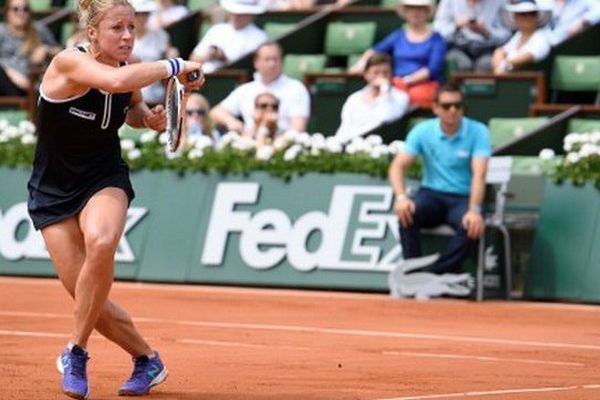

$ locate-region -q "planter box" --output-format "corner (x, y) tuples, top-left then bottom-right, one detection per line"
(524, 181), (600, 302)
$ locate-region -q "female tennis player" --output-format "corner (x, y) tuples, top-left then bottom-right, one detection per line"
(26, 0), (203, 398)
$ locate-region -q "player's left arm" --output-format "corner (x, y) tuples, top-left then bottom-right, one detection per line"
(125, 90), (166, 131)
(463, 157), (488, 239)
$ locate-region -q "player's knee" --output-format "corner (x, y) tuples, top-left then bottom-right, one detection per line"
(84, 230), (120, 257)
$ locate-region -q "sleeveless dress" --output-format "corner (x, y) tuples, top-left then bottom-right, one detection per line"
(27, 49), (135, 230)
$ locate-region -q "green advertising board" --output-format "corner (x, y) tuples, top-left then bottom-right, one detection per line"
(0, 168), (507, 297)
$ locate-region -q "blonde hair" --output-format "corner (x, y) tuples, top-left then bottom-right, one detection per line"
(187, 93), (214, 136)
(78, 0), (132, 28)
(4, 0), (40, 55)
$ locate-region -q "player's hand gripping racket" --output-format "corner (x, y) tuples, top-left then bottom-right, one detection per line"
(165, 70), (200, 152)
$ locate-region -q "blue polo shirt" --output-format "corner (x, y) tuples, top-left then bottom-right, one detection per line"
(404, 117), (492, 195)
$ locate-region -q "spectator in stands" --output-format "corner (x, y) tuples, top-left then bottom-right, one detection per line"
(147, 0), (189, 31)
(186, 92), (220, 143)
(131, 0), (179, 105)
(0, 0), (61, 96)
(209, 41), (310, 133)
(336, 52), (410, 143)
(248, 92), (283, 145)
(388, 82), (492, 274)
(190, 0), (268, 73)
(350, 0), (447, 108)
(546, 0), (600, 45)
(492, 0), (552, 74)
(433, 0), (511, 72)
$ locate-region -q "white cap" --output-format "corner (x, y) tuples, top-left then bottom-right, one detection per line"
(130, 0), (156, 13)
(220, 0), (265, 15)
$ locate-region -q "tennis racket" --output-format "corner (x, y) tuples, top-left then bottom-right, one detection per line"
(165, 70), (200, 152)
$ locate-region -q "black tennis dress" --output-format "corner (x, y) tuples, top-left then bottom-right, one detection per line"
(27, 53), (135, 230)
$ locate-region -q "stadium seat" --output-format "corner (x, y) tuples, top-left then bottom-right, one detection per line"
(487, 117), (548, 148)
(263, 22), (295, 40)
(567, 118), (600, 133)
(283, 54), (327, 81)
(187, 0), (216, 11)
(61, 22), (74, 47)
(380, 0), (398, 8)
(29, 0), (52, 11)
(346, 54), (362, 69)
(324, 22), (377, 56)
(550, 55), (600, 104)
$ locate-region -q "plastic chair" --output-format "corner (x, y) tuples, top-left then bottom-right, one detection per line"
(0, 109), (29, 126)
(487, 117), (548, 148)
(324, 22), (377, 56)
(264, 22), (295, 40)
(283, 54), (327, 81)
(187, 0), (216, 10)
(420, 157), (514, 301)
(551, 55), (600, 104)
(29, 0), (52, 11)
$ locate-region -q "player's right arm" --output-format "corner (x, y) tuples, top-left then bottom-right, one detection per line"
(388, 151), (416, 227)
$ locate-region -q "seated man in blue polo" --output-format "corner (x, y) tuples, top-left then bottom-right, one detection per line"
(388, 82), (492, 274)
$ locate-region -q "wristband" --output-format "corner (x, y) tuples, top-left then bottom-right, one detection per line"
(469, 204), (482, 214)
(161, 57), (185, 77)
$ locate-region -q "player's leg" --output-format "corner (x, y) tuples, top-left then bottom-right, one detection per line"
(42, 215), (152, 357)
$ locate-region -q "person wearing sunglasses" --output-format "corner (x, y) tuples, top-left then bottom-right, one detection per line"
(250, 92), (281, 146)
(492, 0), (552, 74)
(0, 0), (61, 96)
(388, 82), (492, 275)
(186, 92), (220, 144)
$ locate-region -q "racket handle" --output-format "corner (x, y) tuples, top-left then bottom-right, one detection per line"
(187, 70), (200, 81)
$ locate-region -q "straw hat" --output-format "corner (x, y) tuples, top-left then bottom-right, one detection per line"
(220, 0), (265, 15)
(503, 0), (552, 28)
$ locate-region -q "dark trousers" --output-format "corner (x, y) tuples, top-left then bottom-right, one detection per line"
(399, 188), (478, 274)
(0, 66), (26, 96)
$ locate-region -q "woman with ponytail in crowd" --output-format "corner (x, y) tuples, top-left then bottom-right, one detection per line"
(26, 0), (204, 398)
(0, 0), (61, 95)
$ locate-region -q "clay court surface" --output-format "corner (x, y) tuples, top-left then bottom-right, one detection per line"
(1, 277), (600, 399)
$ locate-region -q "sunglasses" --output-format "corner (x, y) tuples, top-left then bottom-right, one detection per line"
(256, 102), (279, 111)
(10, 5), (30, 13)
(438, 101), (464, 111)
(186, 109), (206, 117)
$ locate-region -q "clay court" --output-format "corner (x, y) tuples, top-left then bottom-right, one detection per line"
(1, 276), (600, 400)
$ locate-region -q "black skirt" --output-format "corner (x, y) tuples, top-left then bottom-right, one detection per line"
(28, 167), (135, 231)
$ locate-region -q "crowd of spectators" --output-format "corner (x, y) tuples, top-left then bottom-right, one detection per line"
(1, 0), (599, 145)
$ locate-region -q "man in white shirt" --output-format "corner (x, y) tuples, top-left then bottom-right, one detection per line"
(190, 0), (268, 73)
(335, 52), (409, 143)
(210, 41), (311, 133)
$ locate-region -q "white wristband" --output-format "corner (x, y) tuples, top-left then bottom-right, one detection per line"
(161, 58), (185, 77)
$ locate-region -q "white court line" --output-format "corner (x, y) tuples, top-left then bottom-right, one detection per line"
(4, 277), (600, 312)
(376, 385), (596, 400)
(0, 329), (70, 339)
(2, 310), (600, 352)
(383, 351), (584, 367)
(179, 338), (309, 351)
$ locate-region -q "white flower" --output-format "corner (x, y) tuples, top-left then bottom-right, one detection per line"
(232, 137), (256, 152)
(18, 120), (35, 135)
(193, 135), (213, 150)
(127, 148), (142, 160)
(188, 148), (204, 159)
(0, 119), (9, 131)
(365, 134), (383, 146)
(388, 140), (405, 154)
(538, 148), (555, 161)
(158, 133), (168, 145)
(578, 143), (598, 158)
(283, 144), (302, 161)
(120, 139), (136, 151)
(140, 131), (157, 144)
(369, 145), (388, 159)
(0, 133), (10, 143)
(325, 137), (342, 153)
(310, 147), (321, 156)
(590, 131), (600, 143)
(273, 135), (291, 150)
(283, 130), (299, 141)
(256, 146), (274, 161)
(5, 126), (19, 139)
(295, 132), (312, 147)
(566, 153), (580, 164)
(20, 133), (36, 145)
(218, 131), (241, 149)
